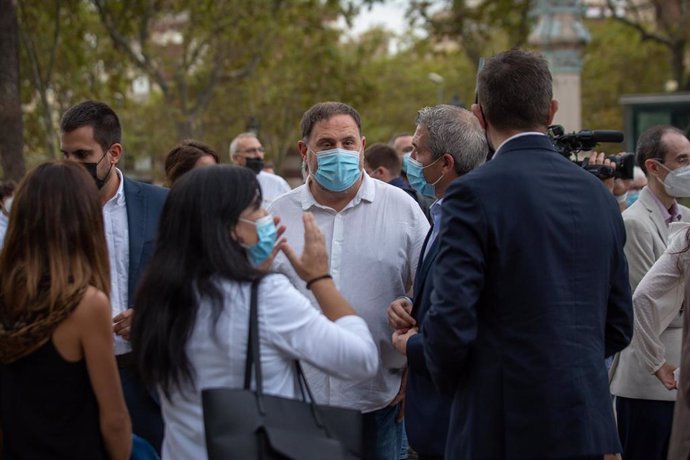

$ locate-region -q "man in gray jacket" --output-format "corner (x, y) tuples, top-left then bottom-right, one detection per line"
(610, 124), (690, 460)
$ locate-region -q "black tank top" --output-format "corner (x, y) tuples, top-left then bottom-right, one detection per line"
(0, 338), (107, 459)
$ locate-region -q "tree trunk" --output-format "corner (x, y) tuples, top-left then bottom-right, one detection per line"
(0, 0), (26, 181)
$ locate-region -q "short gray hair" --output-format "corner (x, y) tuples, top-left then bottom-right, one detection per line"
(228, 132), (259, 159)
(415, 105), (487, 175)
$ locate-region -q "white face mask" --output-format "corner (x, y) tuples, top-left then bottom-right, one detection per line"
(657, 162), (690, 198)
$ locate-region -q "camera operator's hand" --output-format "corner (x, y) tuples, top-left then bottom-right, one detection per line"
(587, 151), (616, 193)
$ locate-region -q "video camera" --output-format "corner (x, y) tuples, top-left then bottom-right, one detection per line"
(548, 125), (633, 180)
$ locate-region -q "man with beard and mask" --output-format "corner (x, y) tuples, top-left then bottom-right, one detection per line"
(609, 125), (690, 460)
(229, 132), (291, 206)
(268, 101), (429, 460)
(60, 100), (167, 453)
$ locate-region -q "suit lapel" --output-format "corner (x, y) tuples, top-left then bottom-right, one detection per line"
(412, 230), (433, 297)
(639, 187), (670, 245)
(124, 177), (146, 301)
(412, 233), (441, 319)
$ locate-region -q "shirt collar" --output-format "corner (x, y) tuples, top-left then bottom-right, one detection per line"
(106, 168), (126, 207)
(492, 132), (547, 159)
(430, 198), (443, 227)
(300, 172), (374, 211)
(648, 187), (681, 224)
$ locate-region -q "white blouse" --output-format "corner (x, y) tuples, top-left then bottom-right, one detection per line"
(159, 274), (378, 460)
(611, 222), (688, 401)
(633, 222), (689, 373)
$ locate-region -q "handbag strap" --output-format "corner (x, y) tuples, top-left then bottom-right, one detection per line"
(243, 278), (329, 430)
(243, 279), (264, 396)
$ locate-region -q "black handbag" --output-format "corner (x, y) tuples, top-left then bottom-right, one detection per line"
(202, 279), (363, 460)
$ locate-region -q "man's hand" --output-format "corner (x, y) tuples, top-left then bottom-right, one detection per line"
(113, 308), (134, 341)
(392, 328), (418, 356)
(655, 362), (678, 390)
(587, 151), (616, 193)
(387, 297), (415, 330)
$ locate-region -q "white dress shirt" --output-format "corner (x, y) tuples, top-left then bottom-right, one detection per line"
(269, 174), (429, 412)
(103, 169), (131, 355)
(160, 274), (378, 460)
(257, 171), (291, 206)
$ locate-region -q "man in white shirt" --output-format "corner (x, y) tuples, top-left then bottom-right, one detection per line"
(229, 132), (291, 206)
(269, 101), (429, 460)
(610, 124), (690, 460)
(60, 100), (168, 453)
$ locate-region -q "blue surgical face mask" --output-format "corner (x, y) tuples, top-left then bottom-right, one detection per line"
(239, 214), (277, 267)
(626, 190), (640, 207)
(406, 156), (444, 198)
(310, 148), (362, 192)
(402, 152), (411, 174)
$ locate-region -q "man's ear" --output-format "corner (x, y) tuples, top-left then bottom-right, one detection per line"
(442, 153), (455, 173)
(109, 143), (123, 164)
(471, 103), (487, 130)
(645, 158), (661, 176)
(546, 99), (559, 126)
(297, 140), (308, 161)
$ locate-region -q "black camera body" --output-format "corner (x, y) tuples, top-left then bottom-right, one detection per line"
(548, 125), (633, 180)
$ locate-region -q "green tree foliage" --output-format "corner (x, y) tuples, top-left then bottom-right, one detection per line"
(0, 0), (25, 180)
(606, 0), (690, 90)
(581, 18), (669, 135)
(410, 0), (534, 68)
(15, 0), (674, 182)
(18, 0), (132, 166)
(352, 28), (477, 143)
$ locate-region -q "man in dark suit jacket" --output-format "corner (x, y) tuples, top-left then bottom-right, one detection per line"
(421, 50), (634, 460)
(387, 105), (487, 460)
(60, 100), (167, 452)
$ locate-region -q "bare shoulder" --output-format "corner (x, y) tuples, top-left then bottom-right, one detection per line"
(72, 286), (111, 324)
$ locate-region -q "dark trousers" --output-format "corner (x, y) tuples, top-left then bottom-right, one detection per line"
(362, 403), (404, 460)
(120, 366), (164, 454)
(616, 396), (675, 460)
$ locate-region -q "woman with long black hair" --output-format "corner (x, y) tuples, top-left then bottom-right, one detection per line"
(131, 165), (378, 459)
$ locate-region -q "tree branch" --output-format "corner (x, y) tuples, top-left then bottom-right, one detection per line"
(91, 0), (170, 95)
(606, 0), (673, 46)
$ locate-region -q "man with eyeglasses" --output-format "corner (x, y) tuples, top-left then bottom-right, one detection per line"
(610, 125), (690, 460)
(229, 132), (291, 206)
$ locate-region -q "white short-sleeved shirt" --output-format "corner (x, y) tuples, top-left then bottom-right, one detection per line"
(160, 274), (378, 460)
(257, 171), (291, 206)
(269, 173), (429, 412)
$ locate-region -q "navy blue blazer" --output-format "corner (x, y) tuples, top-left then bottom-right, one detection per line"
(422, 135), (633, 459)
(406, 229), (453, 457)
(123, 176), (168, 304)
